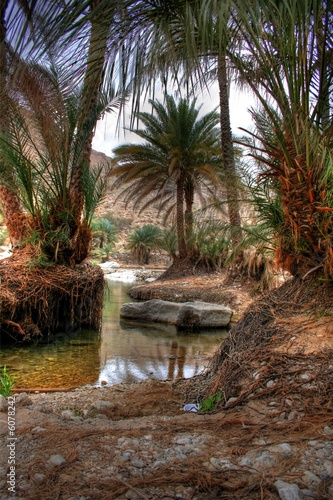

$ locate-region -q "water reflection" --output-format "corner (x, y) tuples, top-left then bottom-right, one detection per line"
(0, 276), (228, 389)
(98, 278), (228, 385)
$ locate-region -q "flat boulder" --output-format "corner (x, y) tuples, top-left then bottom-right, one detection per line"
(120, 299), (233, 330)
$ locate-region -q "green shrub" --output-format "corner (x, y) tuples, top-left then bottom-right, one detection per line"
(157, 228), (178, 262)
(188, 219), (231, 270)
(199, 392), (222, 412)
(91, 216), (118, 250)
(126, 224), (161, 264)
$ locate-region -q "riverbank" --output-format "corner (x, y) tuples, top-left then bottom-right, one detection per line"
(0, 373), (332, 499)
(0, 272), (332, 499)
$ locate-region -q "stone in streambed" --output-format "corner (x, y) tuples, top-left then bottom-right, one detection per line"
(120, 299), (233, 330)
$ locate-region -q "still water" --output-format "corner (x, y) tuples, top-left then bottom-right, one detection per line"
(0, 276), (228, 390)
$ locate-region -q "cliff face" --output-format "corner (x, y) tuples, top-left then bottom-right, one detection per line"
(91, 150), (166, 228)
(91, 150), (168, 263)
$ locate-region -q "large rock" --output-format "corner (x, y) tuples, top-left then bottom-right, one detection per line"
(120, 299), (233, 330)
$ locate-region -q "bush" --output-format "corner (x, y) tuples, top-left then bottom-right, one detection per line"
(188, 219), (231, 271)
(126, 225), (161, 264)
(91, 216), (118, 250)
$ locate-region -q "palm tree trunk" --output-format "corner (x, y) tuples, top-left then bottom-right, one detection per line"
(184, 176), (194, 243)
(218, 52), (242, 245)
(0, 0), (28, 247)
(70, 0), (109, 261)
(176, 171), (187, 259)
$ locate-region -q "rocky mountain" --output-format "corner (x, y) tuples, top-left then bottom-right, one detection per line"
(91, 149), (169, 264)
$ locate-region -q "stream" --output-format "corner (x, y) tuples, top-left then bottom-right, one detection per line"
(0, 274), (228, 390)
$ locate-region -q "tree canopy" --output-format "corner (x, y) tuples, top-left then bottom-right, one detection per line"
(112, 94), (222, 260)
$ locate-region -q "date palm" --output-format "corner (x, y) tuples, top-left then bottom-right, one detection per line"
(0, 0), (128, 258)
(0, 0), (28, 246)
(112, 94), (221, 260)
(123, 0), (243, 244)
(33, 0), (244, 248)
(0, 61), (121, 265)
(228, 0), (333, 278)
(126, 224), (161, 264)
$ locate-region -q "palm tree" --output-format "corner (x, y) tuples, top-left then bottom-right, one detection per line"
(112, 94), (222, 262)
(126, 224), (161, 264)
(32, 1), (244, 248)
(0, 62), (119, 266)
(0, 0), (29, 247)
(2, 1), (245, 252)
(0, 0), (129, 260)
(227, 0), (333, 279)
(119, 0), (244, 244)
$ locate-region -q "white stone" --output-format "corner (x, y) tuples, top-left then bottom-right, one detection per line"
(99, 261), (120, 271)
(274, 480), (303, 499)
(0, 250), (11, 260)
(302, 470), (321, 485)
(254, 452), (276, 466)
(120, 299), (233, 329)
(61, 410), (77, 419)
(105, 270), (138, 282)
(268, 443), (293, 454)
(92, 400), (115, 410)
(323, 460), (333, 476)
(210, 457), (235, 470)
(226, 397), (238, 406)
(47, 454), (67, 467)
(33, 473), (46, 483)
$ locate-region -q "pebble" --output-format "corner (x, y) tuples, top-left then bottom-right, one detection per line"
(47, 454), (67, 467)
(91, 400), (115, 410)
(0, 427), (332, 500)
(268, 443), (293, 454)
(0, 389), (332, 500)
(15, 393), (32, 406)
(274, 480), (303, 499)
(32, 473), (46, 483)
(61, 409), (81, 420)
(302, 470), (321, 485)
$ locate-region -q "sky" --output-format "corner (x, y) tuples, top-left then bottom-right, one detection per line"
(92, 84), (256, 156)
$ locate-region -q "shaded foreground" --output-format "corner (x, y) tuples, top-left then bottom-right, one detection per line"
(0, 255), (105, 342)
(0, 274), (332, 498)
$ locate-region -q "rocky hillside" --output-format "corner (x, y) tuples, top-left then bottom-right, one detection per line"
(91, 149), (170, 264)
(92, 150), (165, 228)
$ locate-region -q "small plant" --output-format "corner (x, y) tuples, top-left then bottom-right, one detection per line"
(199, 392), (222, 413)
(188, 219), (230, 271)
(91, 216), (118, 249)
(157, 228), (178, 262)
(0, 366), (15, 398)
(126, 224), (161, 264)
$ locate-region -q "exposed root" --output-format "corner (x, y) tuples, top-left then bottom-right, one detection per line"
(0, 252), (105, 343)
(159, 256), (216, 280)
(180, 275), (333, 416)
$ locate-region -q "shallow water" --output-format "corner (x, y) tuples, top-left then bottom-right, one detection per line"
(0, 276), (228, 390)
